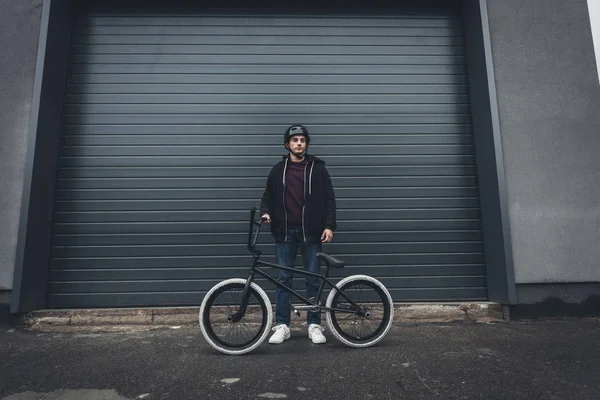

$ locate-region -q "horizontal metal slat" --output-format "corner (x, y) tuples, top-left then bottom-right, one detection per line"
(64, 104), (472, 115)
(57, 165), (478, 179)
(61, 124), (473, 135)
(58, 155), (477, 168)
(72, 34), (464, 46)
(49, 252), (485, 269)
(57, 144), (475, 158)
(72, 44), (464, 57)
(70, 54), (465, 66)
(48, 275), (486, 294)
(49, 265), (486, 282)
(51, 230), (484, 246)
(66, 83), (470, 95)
(65, 93), (470, 105)
(78, 16), (459, 28)
(67, 73), (469, 85)
(52, 209), (482, 224)
(62, 114), (473, 125)
(52, 219), (483, 235)
(67, 64), (467, 75)
(51, 241), (484, 258)
(74, 25), (462, 37)
(52, 198), (482, 212)
(60, 134), (474, 147)
(52, 198), (481, 212)
(80, 5), (460, 17)
(54, 187), (480, 201)
(55, 176), (479, 190)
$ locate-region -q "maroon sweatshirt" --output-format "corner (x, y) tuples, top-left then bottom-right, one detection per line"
(285, 159), (308, 229)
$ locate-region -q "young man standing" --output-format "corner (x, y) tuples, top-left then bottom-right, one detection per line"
(260, 124), (337, 345)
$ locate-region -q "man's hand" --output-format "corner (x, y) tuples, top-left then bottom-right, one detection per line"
(321, 229), (333, 243)
(261, 214), (271, 224)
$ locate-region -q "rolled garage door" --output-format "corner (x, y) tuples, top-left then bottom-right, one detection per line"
(49, 4), (487, 308)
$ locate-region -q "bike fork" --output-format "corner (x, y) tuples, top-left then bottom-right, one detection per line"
(229, 271), (256, 323)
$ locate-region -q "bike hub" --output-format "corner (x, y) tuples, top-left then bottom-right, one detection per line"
(228, 311), (242, 323)
(357, 306), (371, 318)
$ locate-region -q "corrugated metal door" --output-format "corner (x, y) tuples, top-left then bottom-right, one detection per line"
(49, 5), (487, 307)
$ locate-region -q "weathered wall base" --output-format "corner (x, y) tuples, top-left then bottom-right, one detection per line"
(511, 283), (600, 319)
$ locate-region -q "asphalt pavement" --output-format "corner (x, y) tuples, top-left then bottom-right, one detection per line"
(1, 319), (599, 400)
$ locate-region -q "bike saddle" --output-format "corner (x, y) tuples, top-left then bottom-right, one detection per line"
(316, 252), (346, 268)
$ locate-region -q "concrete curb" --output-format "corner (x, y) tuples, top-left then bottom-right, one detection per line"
(20, 302), (508, 332)
(395, 302), (508, 323)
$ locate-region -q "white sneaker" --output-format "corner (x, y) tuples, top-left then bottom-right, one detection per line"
(308, 324), (326, 344)
(268, 324), (291, 344)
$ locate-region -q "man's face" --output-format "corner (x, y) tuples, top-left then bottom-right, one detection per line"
(286, 135), (307, 154)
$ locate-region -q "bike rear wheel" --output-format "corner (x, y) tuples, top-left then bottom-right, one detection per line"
(325, 275), (394, 348)
(200, 278), (273, 355)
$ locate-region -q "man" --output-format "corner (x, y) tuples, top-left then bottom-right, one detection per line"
(260, 124), (337, 345)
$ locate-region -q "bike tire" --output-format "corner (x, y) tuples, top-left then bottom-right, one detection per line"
(200, 278), (273, 355)
(325, 275), (394, 348)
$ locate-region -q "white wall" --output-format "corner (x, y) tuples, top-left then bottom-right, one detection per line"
(589, 0), (600, 82)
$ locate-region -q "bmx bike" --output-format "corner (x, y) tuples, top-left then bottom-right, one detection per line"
(199, 208), (394, 355)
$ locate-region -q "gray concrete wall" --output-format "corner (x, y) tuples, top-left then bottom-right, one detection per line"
(0, 0), (42, 297)
(486, 0), (600, 284)
(2, 0), (600, 308)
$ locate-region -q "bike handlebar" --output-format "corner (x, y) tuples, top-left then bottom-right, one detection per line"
(247, 208), (263, 256)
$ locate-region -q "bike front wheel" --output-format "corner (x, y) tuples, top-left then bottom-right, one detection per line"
(199, 278), (273, 355)
(325, 275), (394, 348)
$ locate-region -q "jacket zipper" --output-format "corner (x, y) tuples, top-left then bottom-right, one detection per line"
(302, 162), (309, 243)
(309, 162), (314, 196)
(282, 158), (289, 242)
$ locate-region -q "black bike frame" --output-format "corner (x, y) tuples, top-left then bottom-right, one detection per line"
(233, 208), (363, 322)
(253, 259), (331, 306)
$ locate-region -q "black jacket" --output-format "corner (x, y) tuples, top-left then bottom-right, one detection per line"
(260, 154), (337, 242)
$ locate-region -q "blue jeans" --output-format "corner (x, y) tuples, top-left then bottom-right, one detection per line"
(275, 229), (322, 326)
